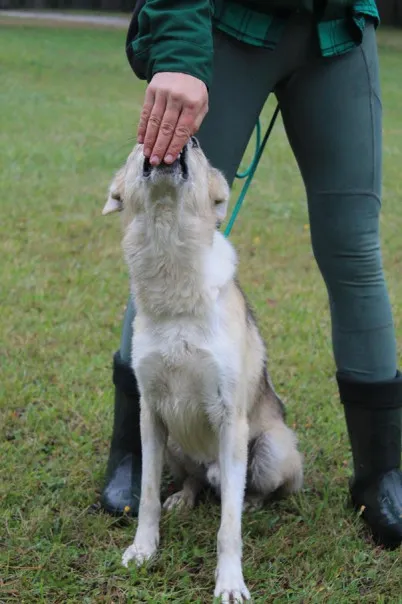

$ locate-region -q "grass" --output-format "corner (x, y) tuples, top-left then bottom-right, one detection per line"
(1, 22), (402, 604)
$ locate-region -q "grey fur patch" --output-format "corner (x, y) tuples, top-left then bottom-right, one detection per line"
(261, 364), (286, 420)
(235, 279), (286, 420)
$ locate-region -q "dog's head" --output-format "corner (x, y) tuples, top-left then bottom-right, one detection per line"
(103, 138), (230, 232)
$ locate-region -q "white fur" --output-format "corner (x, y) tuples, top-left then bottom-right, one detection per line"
(105, 142), (303, 602)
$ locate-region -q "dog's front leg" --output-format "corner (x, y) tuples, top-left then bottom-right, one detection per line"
(214, 413), (251, 602)
(122, 402), (166, 567)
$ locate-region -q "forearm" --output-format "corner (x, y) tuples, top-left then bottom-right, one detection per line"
(128, 0), (214, 88)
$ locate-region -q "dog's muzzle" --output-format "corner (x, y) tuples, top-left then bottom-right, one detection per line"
(143, 143), (189, 180)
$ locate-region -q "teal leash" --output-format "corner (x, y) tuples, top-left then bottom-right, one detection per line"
(223, 103), (280, 238)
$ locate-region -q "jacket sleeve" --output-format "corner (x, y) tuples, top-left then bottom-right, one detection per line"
(126, 0), (214, 88)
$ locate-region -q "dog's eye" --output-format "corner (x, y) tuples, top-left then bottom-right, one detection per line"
(191, 136), (199, 149)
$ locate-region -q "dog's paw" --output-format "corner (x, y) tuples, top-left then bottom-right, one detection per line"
(214, 583), (251, 603)
(122, 541), (157, 567)
(163, 489), (195, 512)
(243, 494), (264, 513)
(214, 563), (251, 602)
(207, 462), (221, 494)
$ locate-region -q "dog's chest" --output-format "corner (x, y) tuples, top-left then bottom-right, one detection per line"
(133, 320), (232, 461)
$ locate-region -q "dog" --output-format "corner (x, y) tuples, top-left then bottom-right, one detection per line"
(103, 138), (303, 602)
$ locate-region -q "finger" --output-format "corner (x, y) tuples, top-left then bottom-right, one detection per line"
(192, 101), (209, 134)
(150, 96), (182, 165)
(143, 90), (167, 159)
(137, 86), (155, 145)
(163, 104), (205, 163)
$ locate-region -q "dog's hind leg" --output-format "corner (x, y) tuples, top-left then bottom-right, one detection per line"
(248, 421), (303, 499)
(163, 442), (206, 512)
(243, 493), (265, 512)
(122, 402), (167, 567)
(163, 475), (202, 511)
(214, 413), (251, 602)
(206, 461), (221, 495)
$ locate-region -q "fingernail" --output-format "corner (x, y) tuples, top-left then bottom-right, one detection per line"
(137, 135), (144, 144)
(150, 155), (160, 166)
(144, 147), (151, 157)
(164, 154), (174, 164)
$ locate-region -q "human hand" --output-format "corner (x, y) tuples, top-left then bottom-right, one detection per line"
(137, 72), (208, 166)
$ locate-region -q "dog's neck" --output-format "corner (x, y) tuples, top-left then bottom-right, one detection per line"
(123, 200), (237, 319)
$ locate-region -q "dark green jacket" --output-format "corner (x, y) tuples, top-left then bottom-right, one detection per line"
(125, 0), (362, 88)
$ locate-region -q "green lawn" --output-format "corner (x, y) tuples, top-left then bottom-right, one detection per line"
(1, 23), (402, 604)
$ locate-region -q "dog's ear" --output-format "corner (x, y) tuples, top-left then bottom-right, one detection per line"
(102, 167), (125, 216)
(209, 167), (230, 221)
(102, 192), (123, 215)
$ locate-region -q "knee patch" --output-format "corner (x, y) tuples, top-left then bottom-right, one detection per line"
(308, 191), (390, 332)
(309, 191), (383, 285)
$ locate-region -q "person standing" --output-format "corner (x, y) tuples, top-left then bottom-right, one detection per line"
(101, 0), (402, 549)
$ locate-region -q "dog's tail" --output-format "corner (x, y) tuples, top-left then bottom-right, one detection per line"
(248, 420), (303, 496)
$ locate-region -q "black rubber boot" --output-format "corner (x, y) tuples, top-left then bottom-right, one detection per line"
(337, 371), (402, 549)
(100, 351), (142, 516)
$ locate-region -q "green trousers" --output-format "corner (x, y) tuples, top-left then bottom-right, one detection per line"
(120, 14), (397, 383)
